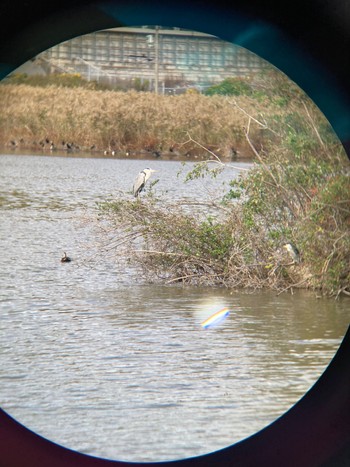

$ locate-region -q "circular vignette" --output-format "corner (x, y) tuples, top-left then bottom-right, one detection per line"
(0, 1), (349, 466)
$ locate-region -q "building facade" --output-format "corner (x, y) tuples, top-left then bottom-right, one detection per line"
(37, 27), (266, 93)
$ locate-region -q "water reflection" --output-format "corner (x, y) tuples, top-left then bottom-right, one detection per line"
(0, 154), (349, 462)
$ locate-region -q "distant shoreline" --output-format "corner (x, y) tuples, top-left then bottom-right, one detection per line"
(0, 82), (285, 161)
(0, 147), (253, 163)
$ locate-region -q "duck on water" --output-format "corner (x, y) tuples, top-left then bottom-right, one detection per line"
(61, 252), (72, 263)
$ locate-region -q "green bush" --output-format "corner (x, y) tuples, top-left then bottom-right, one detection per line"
(204, 77), (253, 96)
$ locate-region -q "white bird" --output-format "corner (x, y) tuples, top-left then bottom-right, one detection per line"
(133, 168), (156, 197)
(283, 243), (301, 263)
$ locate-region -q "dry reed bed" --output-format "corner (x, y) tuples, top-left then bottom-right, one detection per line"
(0, 84), (282, 156)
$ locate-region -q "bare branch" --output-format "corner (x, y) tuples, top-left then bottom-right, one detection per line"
(277, 277), (309, 295)
(231, 100), (281, 137)
(183, 132), (250, 171)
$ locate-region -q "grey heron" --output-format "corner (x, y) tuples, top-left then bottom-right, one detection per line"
(283, 243), (301, 264)
(133, 168), (156, 197)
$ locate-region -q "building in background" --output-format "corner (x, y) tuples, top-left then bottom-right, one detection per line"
(19, 27), (267, 93)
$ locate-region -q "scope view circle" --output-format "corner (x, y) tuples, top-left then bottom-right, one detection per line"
(0, 1), (349, 467)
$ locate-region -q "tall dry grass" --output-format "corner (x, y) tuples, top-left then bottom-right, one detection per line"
(0, 84), (283, 157)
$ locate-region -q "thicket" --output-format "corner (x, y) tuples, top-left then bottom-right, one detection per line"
(0, 79), (283, 157)
(1, 72), (148, 92)
(204, 77), (253, 97)
(99, 70), (350, 297)
(2, 72), (103, 89)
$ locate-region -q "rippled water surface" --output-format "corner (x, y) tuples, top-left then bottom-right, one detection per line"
(0, 153), (349, 462)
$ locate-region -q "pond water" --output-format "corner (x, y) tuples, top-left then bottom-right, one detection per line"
(0, 153), (349, 462)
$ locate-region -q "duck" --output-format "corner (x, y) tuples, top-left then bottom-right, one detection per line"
(61, 252), (72, 263)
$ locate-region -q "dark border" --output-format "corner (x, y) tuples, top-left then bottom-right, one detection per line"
(0, 1), (349, 466)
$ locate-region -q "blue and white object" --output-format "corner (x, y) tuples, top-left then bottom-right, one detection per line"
(201, 307), (230, 329)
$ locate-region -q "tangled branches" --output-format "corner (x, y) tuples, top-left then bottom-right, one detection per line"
(98, 198), (308, 291)
(97, 95), (349, 297)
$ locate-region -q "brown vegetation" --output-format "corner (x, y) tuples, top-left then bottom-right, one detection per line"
(99, 198), (310, 291)
(0, 83), (283, 158)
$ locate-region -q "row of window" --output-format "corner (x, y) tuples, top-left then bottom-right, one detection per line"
(46, 32), (263, 69)
(48, 49), (261, 68)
